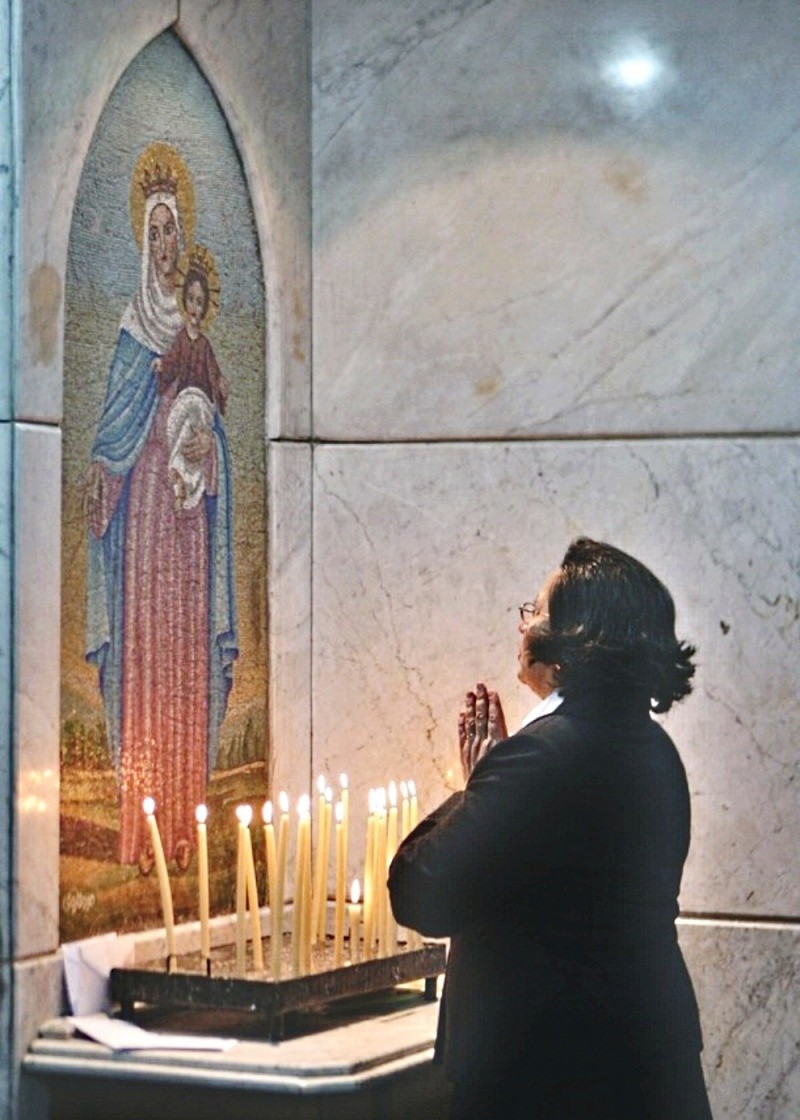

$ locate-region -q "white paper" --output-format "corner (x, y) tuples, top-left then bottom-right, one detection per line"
(69, 1014), (238, 1052)
(62, 933), (137, 1016)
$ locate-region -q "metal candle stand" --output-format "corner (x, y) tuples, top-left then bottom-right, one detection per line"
(111, 941), (446, 1041)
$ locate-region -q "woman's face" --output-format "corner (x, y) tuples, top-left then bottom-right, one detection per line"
(148, 203), (179, 289)
(517, 568), (560, 698)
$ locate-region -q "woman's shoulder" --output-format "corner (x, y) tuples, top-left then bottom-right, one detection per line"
(473, 712), (575, 778)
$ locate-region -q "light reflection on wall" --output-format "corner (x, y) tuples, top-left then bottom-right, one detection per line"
(19, 767), (56, 814)
(603, 44), (665, 91)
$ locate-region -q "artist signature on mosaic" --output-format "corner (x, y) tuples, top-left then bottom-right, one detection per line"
(63, 889), (96, 915)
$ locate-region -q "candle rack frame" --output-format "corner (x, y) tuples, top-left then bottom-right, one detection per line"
(110, 942), (446, 1041)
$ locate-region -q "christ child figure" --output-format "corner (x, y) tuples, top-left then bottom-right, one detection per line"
(152, 244), (229, 509)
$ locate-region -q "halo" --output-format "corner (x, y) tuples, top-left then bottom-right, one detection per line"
(175, 243), (221, 329)
(130, 142), (196, 252)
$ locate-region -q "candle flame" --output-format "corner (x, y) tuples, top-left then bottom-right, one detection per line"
(368, 788), (376, 813)
(350, 879), (361, 905)
(377, 787), (387, 811)
(195, 804), (208, 825)
(335, 800), (344, 824)
(298, 792), (311, 816)
(408, 780), (416, 797)
(388, 780), (397, 807)
(279, 790), (289, 813)
(262, 800), (273, 825)
(340, 773), (348, 789)
(142, 796), (156, 816)
(317, 774), (326, 794)
(236, 803), (253, 827)
(400, 780), (408, 799)
(325, 786), (333, 803)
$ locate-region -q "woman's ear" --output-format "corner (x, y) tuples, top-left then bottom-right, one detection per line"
(543, 663), (560, 691)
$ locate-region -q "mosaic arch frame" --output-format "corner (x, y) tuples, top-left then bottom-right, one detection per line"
(60, 29), (269, 941)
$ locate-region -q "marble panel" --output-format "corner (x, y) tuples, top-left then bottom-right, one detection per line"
(13, 954), (62, 1120)
(312, 439), (799, 913)
(678, 919), (800, 1120)
(0, 959), (10, 1119)
(0, 0), (13, 421)
(268, 444), (313, 797)
(0, 421), (11, 957)
(14, 952), (63, 1073)
(15, 423), (61, 958)
(18, 0), (176, 423)
(313, 0), (800, 440)
(180, 0), (311, 440)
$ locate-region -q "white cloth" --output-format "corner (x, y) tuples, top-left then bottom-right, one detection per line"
(167, 387), (215, 509)
(62, 933), (136, 1016)
(517, 689), (563, 731)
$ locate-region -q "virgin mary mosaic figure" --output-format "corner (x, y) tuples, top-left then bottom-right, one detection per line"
(83, 143), (238, 871)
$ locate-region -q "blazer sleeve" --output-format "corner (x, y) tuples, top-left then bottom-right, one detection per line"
(388, 728), (564, 938)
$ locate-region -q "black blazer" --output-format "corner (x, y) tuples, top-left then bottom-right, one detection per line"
(388, 694), (704, 1088)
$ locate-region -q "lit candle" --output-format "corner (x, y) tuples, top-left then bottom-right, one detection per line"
(319, 786), (333, 941)
(241, 806), (264, 972)
(312, 784), (332, 944)
(315, 775), (325, 899)
(311, 776), (324, 944)
(143, 798), (176, 971)
(293, 794), (312, 975)
(235, 805), (249, 976)
(262, 801), (279, 978)
(408, 779), (419, 831)
(400, 780), (410, 840)
(196, 805), (211, 968)
(363, 789), (376, 959)
(339, 773), (350, 881)
(333, 801), (346, 967)
(275, 790), (290, 975)
(374, 787), (387, 957)
(348, 879), (362, 963)
(407, 781), (421, 949)
(385, 781), (399, 954)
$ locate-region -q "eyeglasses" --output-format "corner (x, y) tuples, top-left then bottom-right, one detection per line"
(518, 602), (537, 623)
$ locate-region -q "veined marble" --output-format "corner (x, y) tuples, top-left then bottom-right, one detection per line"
(268, 443), (313, 796)
(5, 3), (799, 1119)
(311, 439), (799, 914)
(178, 0), (311, 440)
(15, 424), (61, 959)
(678, 920), (800, 1120)
(313, 0), (800, 440)
(0, 0), (13, 421)
(14, 954), (62, 1073)
(0, 422), (12, 948)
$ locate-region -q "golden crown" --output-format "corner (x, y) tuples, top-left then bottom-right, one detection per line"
(140, 161), (179, 199)
(185, 244), (217, 283)
(131, 144), (195, 250)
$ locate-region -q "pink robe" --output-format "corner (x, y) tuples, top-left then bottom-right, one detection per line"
(111, 386), (215, 864)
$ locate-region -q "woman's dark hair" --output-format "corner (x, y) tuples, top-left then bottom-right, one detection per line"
(526, 538), (696, 713)
(183, 268), (210, 320)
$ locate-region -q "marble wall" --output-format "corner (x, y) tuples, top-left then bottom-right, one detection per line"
(2, 1), (799, 1119)
(311, 2), (800, 1117)
(4, 2), (309, 1117)
(0, 0), (14, 1106)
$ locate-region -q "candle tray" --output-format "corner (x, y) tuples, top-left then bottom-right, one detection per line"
(110, 941), (446, 1041)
